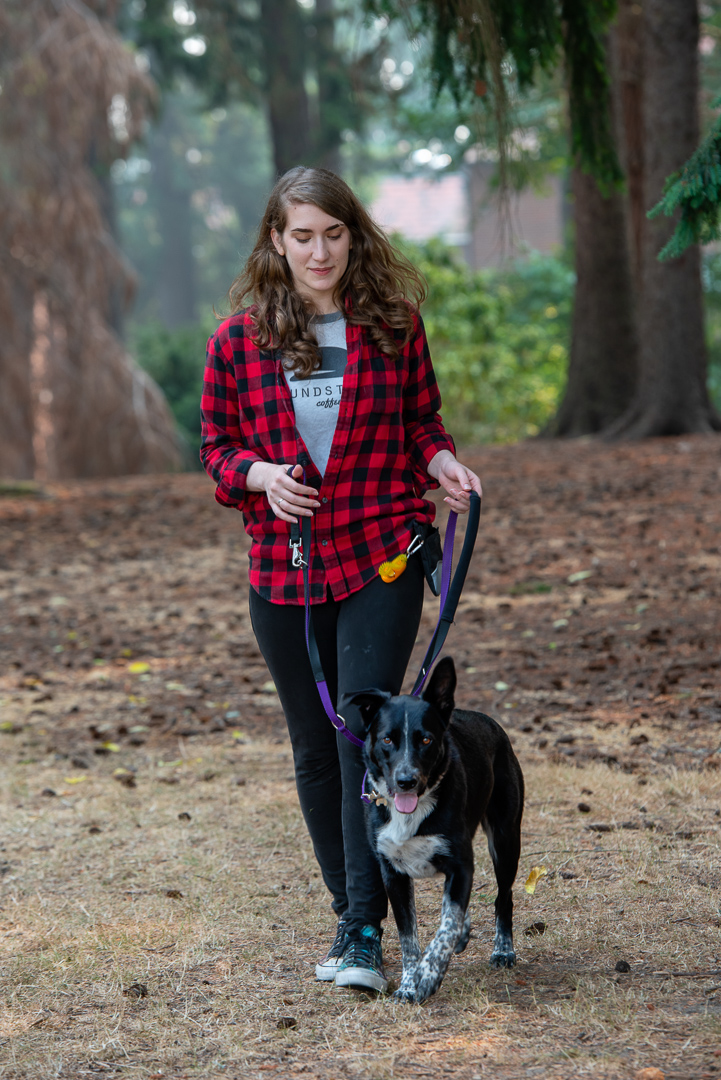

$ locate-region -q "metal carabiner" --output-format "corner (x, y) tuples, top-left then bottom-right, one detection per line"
(289, 538), (306, 568)
(406, 534), (424, 558)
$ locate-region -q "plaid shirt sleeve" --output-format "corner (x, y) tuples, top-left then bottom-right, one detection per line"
(199, 325), (263, 509)
(402, 312), (456, 494)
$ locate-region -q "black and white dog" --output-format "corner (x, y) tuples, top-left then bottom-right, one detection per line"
(349, 656), (524, 1004)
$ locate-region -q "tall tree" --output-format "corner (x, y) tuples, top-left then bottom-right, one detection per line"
(609, 0), (720, 436)
(0, 0), (181, 479)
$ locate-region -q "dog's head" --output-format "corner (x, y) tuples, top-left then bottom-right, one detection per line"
(347, 656), (456, 815)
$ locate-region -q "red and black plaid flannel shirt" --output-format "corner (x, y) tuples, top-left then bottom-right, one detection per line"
(199, 307), (455, 604)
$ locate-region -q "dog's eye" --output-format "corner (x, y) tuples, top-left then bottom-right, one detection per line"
(382, 737), (393, 745)
(421, 736), (432, 745)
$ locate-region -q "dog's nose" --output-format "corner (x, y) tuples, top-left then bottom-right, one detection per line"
(395, 773), (418, 791)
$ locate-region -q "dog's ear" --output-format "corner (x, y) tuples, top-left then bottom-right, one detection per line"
(346, 688), (391, 729)
(423, 656), (456, 726)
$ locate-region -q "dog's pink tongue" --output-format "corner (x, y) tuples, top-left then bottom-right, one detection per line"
(394, 792), (419, 814)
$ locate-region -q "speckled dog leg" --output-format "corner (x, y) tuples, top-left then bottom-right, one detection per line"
(411, 895), (465, 1003)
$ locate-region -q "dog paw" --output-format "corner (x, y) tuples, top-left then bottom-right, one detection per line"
(489, 950), (516, 969)
(412, 978), (440, 1003)
(392, 988), (418, 1004)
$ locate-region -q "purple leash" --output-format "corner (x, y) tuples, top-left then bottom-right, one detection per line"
(292, 487), (481, 801)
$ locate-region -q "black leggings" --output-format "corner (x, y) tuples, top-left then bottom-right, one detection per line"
(248, 556), (424, 937)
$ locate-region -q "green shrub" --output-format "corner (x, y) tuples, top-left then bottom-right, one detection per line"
(411, 240), (574, 443)
(130, 318), (218, 466)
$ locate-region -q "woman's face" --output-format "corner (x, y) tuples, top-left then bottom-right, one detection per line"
(271, 202), (351, 313)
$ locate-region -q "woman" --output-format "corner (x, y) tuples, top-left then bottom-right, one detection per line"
(200, 167), (481, 993)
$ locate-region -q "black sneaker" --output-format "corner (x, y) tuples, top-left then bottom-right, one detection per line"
(315, 918), (348, 981)
(334, 925), (388, 992)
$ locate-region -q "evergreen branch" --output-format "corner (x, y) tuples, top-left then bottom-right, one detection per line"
(649, 110), (721, 260)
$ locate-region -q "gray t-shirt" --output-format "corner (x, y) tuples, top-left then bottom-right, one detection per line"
(284, 311), (348, 476)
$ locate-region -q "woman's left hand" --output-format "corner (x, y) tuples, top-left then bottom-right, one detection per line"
(427, 450), (482, 514)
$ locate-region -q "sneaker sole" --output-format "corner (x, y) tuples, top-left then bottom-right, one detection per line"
(335, 967), (388, 993)
(315, 959), (342, 981)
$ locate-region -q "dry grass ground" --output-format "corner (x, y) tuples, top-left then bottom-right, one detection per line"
(2, 436), (721, 1079)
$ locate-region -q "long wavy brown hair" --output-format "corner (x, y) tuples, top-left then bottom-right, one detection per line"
(227, 167), (427, 377)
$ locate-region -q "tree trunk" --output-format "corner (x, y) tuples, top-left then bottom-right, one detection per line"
(47, 302), (182, 479)
(609, 0), (721, 436)
(615, 0), (644, 293)
(0, 272), (35, 480)
(151, 100), (197, 328)
(547, 165), (638, 435)
(259, 0), (313, 176)
(547, 26), (638, 437)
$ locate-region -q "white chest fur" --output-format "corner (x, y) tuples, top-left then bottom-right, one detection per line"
(376, 796), (449, 878)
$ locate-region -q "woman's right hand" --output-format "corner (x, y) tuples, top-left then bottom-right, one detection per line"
(246, 462), (321, 524)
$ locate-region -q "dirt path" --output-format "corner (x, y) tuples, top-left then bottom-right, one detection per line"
(1, 435), (720, 1079)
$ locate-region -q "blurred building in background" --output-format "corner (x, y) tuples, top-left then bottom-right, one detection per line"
(370, 165), (565, 269)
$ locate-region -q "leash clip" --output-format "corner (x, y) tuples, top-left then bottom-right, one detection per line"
(289, 538), (306, 568)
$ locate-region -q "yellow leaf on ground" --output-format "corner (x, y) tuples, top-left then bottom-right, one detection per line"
(64, 776), (86, 785)
(524, 866), (548, 895)
(101, 742), (120, 752)
(128, 661), (150, 674)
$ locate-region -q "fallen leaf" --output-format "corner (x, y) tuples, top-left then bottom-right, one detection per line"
(524, 866), (548, 895)
(567, 570), (593, 583)
(64, 776), (86, 785)
(634, 1069), (664, 1080)
(165, 889), (183, 900)
(494, 681), (509, 692)
(101, 741), (120, 752)
(128, 661), (150, 674)
(524, 921), (547, 936)
(123, 982), (148, 999)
